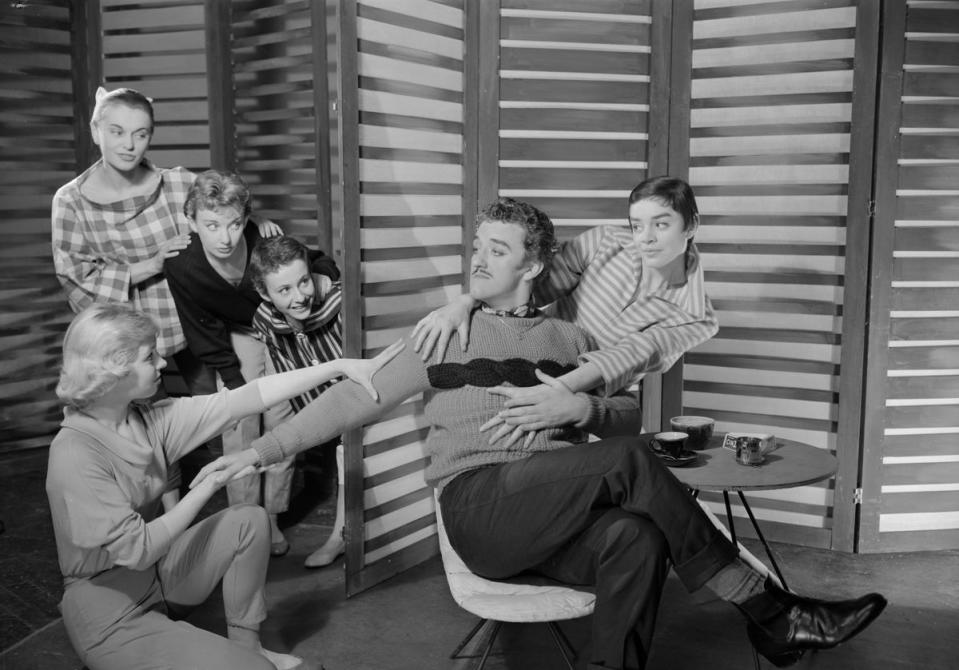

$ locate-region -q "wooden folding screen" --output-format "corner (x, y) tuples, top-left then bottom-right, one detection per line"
(680, 0), (878, 550)
(0, 0), (218, 454)
(101, 0), (212, 172)
(230, 1), (331, 247)
(330, 0), (470, 595)
(8, 0), (959, 563)
(487, 0), (659, 235)
(861, 0), (959, 552)
(0, 1), (78, 454)
(480, 0), (668, 422)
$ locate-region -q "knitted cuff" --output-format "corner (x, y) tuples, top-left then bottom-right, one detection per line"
(252, 433), (286, 468)
(574, 393), (603, 431)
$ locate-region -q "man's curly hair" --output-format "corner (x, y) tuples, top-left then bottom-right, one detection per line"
(476, 197), (557, 286)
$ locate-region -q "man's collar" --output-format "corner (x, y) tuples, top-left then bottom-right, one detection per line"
(479, 302), (539, 318)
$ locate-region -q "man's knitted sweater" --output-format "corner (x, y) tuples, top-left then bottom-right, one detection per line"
(251, 311), (641, 491)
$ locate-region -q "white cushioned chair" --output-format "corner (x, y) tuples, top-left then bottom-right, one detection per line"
(434, 493), (596, 669)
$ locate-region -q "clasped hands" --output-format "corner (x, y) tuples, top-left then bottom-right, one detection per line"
(190, 449), (262, 491)
(482, 369), (589, 448)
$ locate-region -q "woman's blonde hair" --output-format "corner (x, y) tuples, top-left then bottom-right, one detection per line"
(56, 303), (159, 409)
(91, 86), (155, 131)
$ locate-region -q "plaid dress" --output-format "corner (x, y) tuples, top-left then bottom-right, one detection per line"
(52, 160), (195, 356)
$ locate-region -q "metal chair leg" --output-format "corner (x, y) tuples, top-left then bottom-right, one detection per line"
(548, 621), (577, 659)
(450, 618), (489, 659)
(452, 619), (581, 669)
(475, 621), (501, 670)
(450, 619), (502, 670)
(547, 622), (577, 670)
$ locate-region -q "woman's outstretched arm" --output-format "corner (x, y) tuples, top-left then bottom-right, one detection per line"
(190, 336), (431, 487)
(226, 339), (405, 420)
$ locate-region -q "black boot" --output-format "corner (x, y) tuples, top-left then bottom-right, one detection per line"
(739, 577), (887, 667)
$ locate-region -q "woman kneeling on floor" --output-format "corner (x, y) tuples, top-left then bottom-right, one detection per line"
(46, 302), (401, 670)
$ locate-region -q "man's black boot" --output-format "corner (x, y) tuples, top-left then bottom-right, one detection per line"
(738, 577), (887, 667)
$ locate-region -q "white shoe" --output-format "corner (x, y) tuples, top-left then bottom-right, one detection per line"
(304, 535), (345, 568)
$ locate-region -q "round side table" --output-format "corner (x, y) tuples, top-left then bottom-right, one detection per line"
(648, 433), (837, 588)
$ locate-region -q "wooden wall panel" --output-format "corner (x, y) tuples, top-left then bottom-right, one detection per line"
(343, 0), (467, 595)
(101, 0), (211, 171)
(231, 0), (330, 245)
(685, 0), (870, 549)
(861, 0), (959, 552)
(495, 0), (654, 241)
(0, 0), (76, 454)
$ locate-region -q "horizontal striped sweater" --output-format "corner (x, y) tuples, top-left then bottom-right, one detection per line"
(252, 311), (641, 490)
(537, 225), (719, 395)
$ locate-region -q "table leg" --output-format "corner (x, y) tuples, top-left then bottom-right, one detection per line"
(737, 490), (789, 590)
(706, 490), (778, 668)
(722, 490), (737, 547)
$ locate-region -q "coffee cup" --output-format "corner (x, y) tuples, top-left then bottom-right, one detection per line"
(670, 415), (714, 450)
(652, 431), (688, 459)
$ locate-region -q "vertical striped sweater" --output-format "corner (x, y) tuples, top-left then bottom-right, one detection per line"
(536, 225), (719, 395)
(253, 282), (343, 413)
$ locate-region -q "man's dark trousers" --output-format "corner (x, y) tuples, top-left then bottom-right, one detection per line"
(440, 436), (738, 670)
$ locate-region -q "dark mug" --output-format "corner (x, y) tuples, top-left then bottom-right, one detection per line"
(669, 415), (715, 450)
(652, 431), (688, 459)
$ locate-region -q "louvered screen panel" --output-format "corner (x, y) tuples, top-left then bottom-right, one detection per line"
(232, 0), (325, 242)
(866, 1), (959, 552)
(0, 1), (75, 454)
(684, 1), (862, 548)
(350, 0), (466, 591)
(101, 0), (210, 171)
(326, 0), (341, 252)
(496, 0), (652, 242)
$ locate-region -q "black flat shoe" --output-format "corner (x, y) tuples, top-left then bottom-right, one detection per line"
(746, 579), (887, 664)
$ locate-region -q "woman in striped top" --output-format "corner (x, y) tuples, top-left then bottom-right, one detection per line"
(413, 175), (717, 442)
(249, 235), (348, 569)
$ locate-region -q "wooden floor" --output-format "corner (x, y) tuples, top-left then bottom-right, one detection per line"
(2, 526), (957, 670)
(2, 448), (958, 669)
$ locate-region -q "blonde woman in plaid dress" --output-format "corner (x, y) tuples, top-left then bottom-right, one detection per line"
(52, 87), (279, 505)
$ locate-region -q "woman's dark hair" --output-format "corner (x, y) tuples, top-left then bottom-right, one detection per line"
(476, 197), (557, 286)
(628, 176), (699, 231)
(249, 235), (310, 294)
